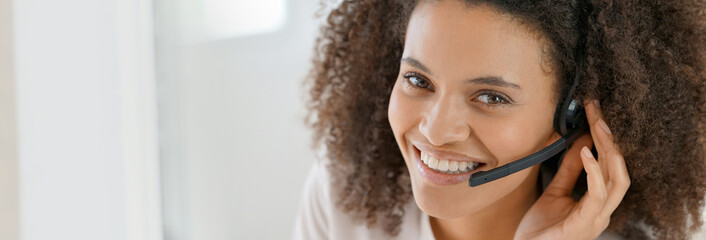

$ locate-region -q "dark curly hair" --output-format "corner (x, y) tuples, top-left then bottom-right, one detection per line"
(302, 0), (706, 239)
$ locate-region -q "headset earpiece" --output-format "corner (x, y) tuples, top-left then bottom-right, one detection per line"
(553, 50), (587, 137)
(554, 98), (586, 137)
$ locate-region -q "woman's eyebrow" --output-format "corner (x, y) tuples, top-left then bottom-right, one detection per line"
(401, 57), (434, 76)
(466, 76), (522, 90)
(400, 57), (522, 90)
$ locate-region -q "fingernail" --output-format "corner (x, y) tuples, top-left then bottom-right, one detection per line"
(598, 118), (612, 135)
(581, 146), (593, 159)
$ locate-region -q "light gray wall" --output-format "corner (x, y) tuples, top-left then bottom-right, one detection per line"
(155, 1), (322, 239)
(12, 0), (128, 239)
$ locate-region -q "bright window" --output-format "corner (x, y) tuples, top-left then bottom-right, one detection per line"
(203, 0), (286, 39)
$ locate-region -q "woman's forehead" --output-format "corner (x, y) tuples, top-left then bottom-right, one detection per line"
(403, 0), (554, 91)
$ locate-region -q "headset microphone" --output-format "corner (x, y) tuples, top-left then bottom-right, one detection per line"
(469, 43), (589, 187)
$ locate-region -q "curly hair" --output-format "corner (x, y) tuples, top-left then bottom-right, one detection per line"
(302, 0), (706, 239)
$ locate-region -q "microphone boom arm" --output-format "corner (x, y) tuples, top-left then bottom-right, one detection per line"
(469, 121), (587, 187)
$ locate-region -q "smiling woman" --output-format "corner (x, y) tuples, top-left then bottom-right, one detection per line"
(294, 0), (706, 239)
(389, 2), (562, 229)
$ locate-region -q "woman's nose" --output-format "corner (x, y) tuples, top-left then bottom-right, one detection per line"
(418, 99), (471, 146)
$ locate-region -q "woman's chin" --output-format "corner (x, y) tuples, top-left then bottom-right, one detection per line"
(406, 161), (502, 219)
(413, 194), (473, 219)
(410, 183), (482, 219)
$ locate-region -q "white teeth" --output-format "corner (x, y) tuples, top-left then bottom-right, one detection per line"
(458, 161), (467, 171)
(438, 160), (449, 171)
(449, 161), (458, 171)
(419, 150), (480, 174)
(428, 157), (439, 169)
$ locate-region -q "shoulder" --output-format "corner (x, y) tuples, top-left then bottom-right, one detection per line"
(291, 157), (333, 240)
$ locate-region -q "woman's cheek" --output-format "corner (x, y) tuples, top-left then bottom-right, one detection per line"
(388, 85), (414, 146)
(387, 85), (403, 134)
(388, 86), (419, 134)
(478, 118), (532, 165)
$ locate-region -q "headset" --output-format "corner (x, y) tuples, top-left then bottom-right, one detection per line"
(469, 39), (590, 187)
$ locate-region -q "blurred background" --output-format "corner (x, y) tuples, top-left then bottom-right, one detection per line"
(1, 0), (321, 239)
(154, 0), (322, 239)
(0, 0), (704, 240)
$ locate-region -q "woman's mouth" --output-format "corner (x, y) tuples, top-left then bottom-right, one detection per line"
(413, 146), (487, 185)
(421, 150), (481, 174)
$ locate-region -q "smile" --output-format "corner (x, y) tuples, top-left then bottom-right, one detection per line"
(421, 151), (480, 174)
(413, 146), (487, 185)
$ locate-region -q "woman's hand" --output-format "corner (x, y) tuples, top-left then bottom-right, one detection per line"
(514, 100), (631, 240)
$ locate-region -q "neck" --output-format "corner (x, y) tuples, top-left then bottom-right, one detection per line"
(429, 166), (541, 240)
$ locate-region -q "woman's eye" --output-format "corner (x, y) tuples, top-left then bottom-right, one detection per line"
(403, 73), (432, 90)
(477, 94), (507, 104)
(402, 72), (511, 109)
(474, 92), (512, 109)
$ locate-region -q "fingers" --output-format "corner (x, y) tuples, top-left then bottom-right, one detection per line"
(544, 133), (594, 197)
(582, 99), (631, 225)
(576, 146), (607, 220)
(558, 145), (609, 239)
(563, 145), (608, 238)
(590, 117), (630, 220)
(583, 99), (612, 182)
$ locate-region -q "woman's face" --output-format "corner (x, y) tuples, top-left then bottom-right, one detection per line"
(388, 1), (562, 218)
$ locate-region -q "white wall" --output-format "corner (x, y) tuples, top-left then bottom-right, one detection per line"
(154, 1), (321, 239)
(8, 0), (161, 239)
(14, 0), (126, 238)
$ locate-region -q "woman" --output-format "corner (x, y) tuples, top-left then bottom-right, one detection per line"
(294, 0), (706, 239)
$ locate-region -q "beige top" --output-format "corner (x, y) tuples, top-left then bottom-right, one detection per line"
(292, 158), (625, 240)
